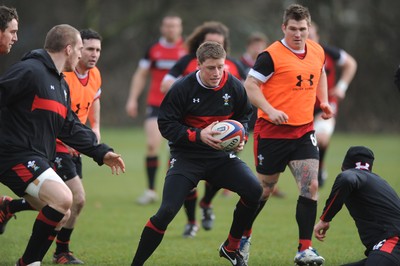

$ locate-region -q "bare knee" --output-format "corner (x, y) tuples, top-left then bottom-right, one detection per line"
(258, 174), (279, 201)
(57, 191), (73, 213)
(39, 181), (73, 214)
(72, 192), (86, 214)
(56, 209), (71, 230)
(260, 186), (274, 201)
(147, 143), (159, 155)
(48, 186), (73, 214)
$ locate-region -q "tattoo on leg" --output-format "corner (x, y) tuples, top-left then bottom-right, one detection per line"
(289, 159), (318, 198)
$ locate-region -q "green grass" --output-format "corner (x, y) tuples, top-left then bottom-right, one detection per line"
(0, 128), (399, 265)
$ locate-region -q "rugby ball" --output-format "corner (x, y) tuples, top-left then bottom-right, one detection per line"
(211, 119), (245, 151)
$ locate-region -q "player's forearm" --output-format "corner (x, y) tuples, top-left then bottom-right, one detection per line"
(316, 71), (329, 104)
(337, 55), (357, 93)
(128, 69), (147, 101)
(88, 100), (101, 141)
(244, 77), (269, 111)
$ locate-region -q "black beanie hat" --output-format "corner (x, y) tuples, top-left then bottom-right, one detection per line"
(342, 146), (375, 171)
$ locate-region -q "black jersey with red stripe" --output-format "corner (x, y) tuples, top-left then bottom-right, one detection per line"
(0, 49), (111, 173)
(158, 70), (252, 158)
(169, 53), (247, 81)
(320, 168), (400, 252)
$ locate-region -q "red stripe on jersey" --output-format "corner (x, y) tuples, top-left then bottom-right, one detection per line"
(381, 236), (399, 253)
(224, 60), (241, 80)
(187, 129), (197, 142)
(183, 59), (198, 76)
(11, 164), (33, 183)
(185, 113), (233, 129)
(31, 95), (67, 118)
(254, 119), (313, 139)
(56, 139), (70, 153)
(320, 191), (340, 221)
(37, 210), (60, 227)
(145, 220), (165, 234)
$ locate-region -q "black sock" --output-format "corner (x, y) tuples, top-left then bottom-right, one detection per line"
(146, 156), (158, 190)
(9, 198), (35, 213)
(39, 229), (58, 259)
(22, 205), (64, 264)
(296, 196), (317, 250)
(131, 219), (165, 266)
(55, 227), (74, 254)
(245, 200), (266, 231)
(184, 189), (197, 223)
(229, 199), (259, 239)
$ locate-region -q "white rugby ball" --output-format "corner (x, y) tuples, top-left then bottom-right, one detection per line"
(211, 119), (245, 151)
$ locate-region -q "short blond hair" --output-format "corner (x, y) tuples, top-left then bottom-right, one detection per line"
(196, 41), (226, 64)
(44, 24), (80, 53)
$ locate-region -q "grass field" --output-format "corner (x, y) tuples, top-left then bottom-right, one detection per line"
(0, 128), (399, 266)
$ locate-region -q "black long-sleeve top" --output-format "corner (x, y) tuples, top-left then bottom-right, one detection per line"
(158, 70), (252, 158)
(320, 168), (400, 253)
(0, 49), (111, 173)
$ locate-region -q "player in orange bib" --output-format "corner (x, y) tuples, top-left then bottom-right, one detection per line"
(49, 28), (103, 264)
(243, 4), (333, 265)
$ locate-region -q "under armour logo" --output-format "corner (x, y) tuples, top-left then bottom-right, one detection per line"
(75, 102), (91, 114)
(258, 154), (264, 166)
(355, 162), (370, 171)
(296, 74), (314, 86)
(50, 85), (55, 90)
(193, 98), (200, 103)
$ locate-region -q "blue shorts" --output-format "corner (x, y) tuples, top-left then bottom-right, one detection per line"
(254, 131), (319, 175)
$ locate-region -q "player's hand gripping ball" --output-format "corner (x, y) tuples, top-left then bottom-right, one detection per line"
(212, 119), (245, 151)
